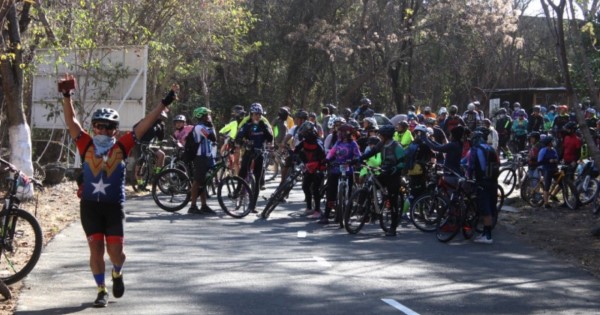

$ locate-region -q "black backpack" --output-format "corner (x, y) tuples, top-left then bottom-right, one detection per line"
(473, 145), (500, 180)
(182, 127), (199, 163)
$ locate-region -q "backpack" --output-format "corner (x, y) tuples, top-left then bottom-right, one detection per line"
(182, 127), (199, 163)
(403, 142), (419, 172)
(473, 145), (500, 180)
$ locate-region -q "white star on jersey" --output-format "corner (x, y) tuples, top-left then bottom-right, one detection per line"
(91, 177), (110, 195)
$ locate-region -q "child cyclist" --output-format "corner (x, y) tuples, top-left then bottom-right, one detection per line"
(358, 136), (382, 184)
(356, 125), (405, 236)
(320, 123), (361, 225)
(293, 122), (327, 219)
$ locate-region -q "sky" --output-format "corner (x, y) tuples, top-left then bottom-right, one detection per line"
(523, 0), (583, 18)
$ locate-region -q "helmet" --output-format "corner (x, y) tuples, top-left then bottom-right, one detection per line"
(528, 131), (541, 141)
(517, 109), (526, 116)
(367, 136), (380, 146)
(564, 121), (577, 133)
(309, 112), (317, 119)
(513, 102), (521, 108)
(325, 103), (337, 113)
(398, 121), (409, 129)
(408, 105), (416, 112)
(438, 107), (448, 115)
(558, 105), (568, 112)
(92, 108), (120, 124)
(360, 97), (372, 107)
(496, 108), (507, 115)
(338, 123), (355, 134)
(232, 105), (244, 113)
(342, 108), (352, 118)
(541, 135), (554, 146)
(413, 124), (430, 135)
(424, 106), (431, 113)
(363, 117), (379, 130)
(533, 105), (541, 112)
(586, 107), (596, 115)
(193, 107), (212, 119)
(540, 106), (547, 114)
(333, 116), (346, 125)
(473, 101), (481, 107)
(279, 107), (290, 116)
(449, 105), (458, 115)
(549, 104), (557, 111)
(347, 119), (360, 130)
(425, 118), (436, 126)
(298, 122), (318, 140)
(502, 101), (510, 107)
(295, 110), (309, 120)
(378, 125), (396, 138)
(482, 118), (492, 126)
(173, 114), (186, 122)
(250, 102), (264, 114)
(467, 103), (475, 111)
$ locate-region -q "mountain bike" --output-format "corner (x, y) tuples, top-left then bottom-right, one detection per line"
(344, 164), (396, 234)
(264, 148), (286, 182)
(574, 159), (599, 206)
(0, 158), (43, 284)
(260, 158), (305, 219)
(521, 165), (578, 209)
(332, 161), (353, 227)
(132, 143), (159, 192)
(497, 150), (527, 196)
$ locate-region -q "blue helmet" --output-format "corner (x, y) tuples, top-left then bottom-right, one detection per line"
(250, 103), (264, 114)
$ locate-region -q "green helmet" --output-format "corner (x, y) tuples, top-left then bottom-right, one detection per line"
(193, 107), (211, 119)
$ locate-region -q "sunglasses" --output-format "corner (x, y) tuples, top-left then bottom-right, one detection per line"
(93, 123), (117, 131)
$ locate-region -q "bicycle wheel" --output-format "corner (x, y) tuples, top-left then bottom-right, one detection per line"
(498, 168), (517, 196)
(496, 184), (505, 213)
(344, 188), (369, 234)
(218, 176), (253, 218)
(261, 180), (292, 219)
(575, 177), (599, 205)
(336, 182), (347, 227)
(0, 209), (43, 285)
(524, 177), (544, 208)
(436, 202), (461, 243)
(379, 197), (394, 233)
(561, 180), (579, 210)
(463, 200), (479, 240)
(410, 194), (448, 232)
(264, 153), (279, 182)
(151, 169), (191, 212)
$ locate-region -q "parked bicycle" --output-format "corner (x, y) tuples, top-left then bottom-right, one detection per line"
(132, 142), (160, 192)
(344, 163), (397, 234)
(574, 159), (599, 206)
(522, 164), (578, 209)
(498, 150), (527, 196)
(260, 157), (305, 219)
(0, 158), (43, 284)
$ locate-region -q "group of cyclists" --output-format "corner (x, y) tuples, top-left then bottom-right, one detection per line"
(161, 97), (520, 242)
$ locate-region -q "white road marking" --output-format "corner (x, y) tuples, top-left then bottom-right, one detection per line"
(297, 231), (307, 238)
(381, 299), (420, 315)
(312, 256), (332, 267)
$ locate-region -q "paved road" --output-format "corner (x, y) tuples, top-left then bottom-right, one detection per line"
(16, 180), (600, 314)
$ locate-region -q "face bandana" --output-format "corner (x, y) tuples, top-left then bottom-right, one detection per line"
(93, 135), (116, 156)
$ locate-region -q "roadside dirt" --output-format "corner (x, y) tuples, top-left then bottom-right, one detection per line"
(1, 181), (600, 314)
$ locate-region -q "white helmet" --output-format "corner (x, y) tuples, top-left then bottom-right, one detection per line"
(413, 124), (430, 135)
(467, 103), (476, 111)
(173, 114), (186, 122)
(438, 107), (448, 115)
(363, 117), (379, 130)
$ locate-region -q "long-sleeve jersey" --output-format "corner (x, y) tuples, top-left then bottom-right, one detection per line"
(326, 140), (361, 175)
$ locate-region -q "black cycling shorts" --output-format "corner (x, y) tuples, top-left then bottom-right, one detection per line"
(193, 156), (212, 185)
(80, 200), (125, 237)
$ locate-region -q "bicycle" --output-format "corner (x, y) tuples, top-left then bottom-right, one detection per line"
(332, 161), (353, 227)
(522, 164), (578, 209)
(260, 157), (305, 219)
(132, 142), (160, 192)
(574, 159), (600, 206)
(497, 150), (527, 196)
(263, 147), (287, 182)
(344, 164), (397, 234)
(0, 158), (44, 284)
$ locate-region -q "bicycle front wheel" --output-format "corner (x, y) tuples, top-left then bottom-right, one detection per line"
(0, 209), (43, 285)
(576, 177), (599, 205)
(498, 168), (517, 196)
(344, 188), (370, 234)
(410, 194), (448, 232)
(436, 203), (461, 243)
(562, 180), (579, 210)
(151, 169), (191, 212)
(218, 176), (253, 218)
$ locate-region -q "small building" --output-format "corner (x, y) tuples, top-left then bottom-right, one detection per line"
(486, 87), (570, 112)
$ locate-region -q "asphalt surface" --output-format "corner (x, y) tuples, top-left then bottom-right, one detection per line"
(15, 179), (600, 314)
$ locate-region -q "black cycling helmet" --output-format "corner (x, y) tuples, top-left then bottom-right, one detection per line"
(541, 135), (554, 146)
(360, 97), (372, 107)
(378, 125), (396, 138)
(502, 100), (510, 107)
(232, 104), (244, 113)
(325, 103), (337, 113)
(496, 108), (507, 115)
(295, 110), (309, 120)
(279, 107), (290, 116)
(564, 121), (578, 133)
(528, 131), (541, 141)
(299, 121), (318, 140)
(347, 119), (360, 130)
(342, 108), (352, 118)
(450, 125), (464, 141)
(449, 105), (458, 115)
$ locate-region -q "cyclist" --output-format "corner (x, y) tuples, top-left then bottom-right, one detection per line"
(423, 125), (465, 191)
(358, 117), (379, 152)
(526, 132), (542, 189)
(308, 112), (324, 138)
(358, 136), (382, 185)
(280, 110), (309, 186)
(219, 105), (244, 140)
(537, 136), (559, 208)
(271, 107), (290, 150)
(528, 105), (545, 133)
(473, 101), (485, 121)
(422, 106), (437, 120)
(511, 102), (528, 120)
(356, 125), (405, 236)
(236, 103), (274, 211)
(293, 122), (326, 219)
(173, 114), (193, 146)
(352, 97), (373, 121)
(482, 119), (498, 152)
(393, 121), (413, 148)
(61, 80), (179, 307)
(462, 102), (481, 131)
(437, 107), (448, 131)
(562, 122), (582, 179)
(495, 108), (512, 159)
(466, 129), (499, 244)
(511, 109), (528, 152)
(324, 116), (345, 151)
(585, 107), (597, 128)
(320, 123), (361, 225)
(405, 125), (435, 202)
(321, 103), (337, 136)
(134, 111), (167, 190)
(552, 105), (570, 137)
(188, 107), (217, 215)
(443, 105), (465, 137)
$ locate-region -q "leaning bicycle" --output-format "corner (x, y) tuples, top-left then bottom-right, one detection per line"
(0, 158), (44, 284)
(260, 158), (305, 219)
